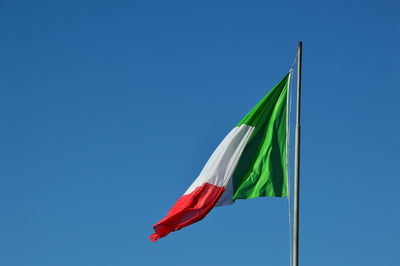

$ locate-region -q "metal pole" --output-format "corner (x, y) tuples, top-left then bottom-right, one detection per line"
(293, 41), (302, 266)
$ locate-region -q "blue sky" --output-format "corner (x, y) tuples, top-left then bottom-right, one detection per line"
(0, 0), (399, 265)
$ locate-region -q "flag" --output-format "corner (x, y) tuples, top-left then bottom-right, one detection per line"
(150, 73), (291, 242)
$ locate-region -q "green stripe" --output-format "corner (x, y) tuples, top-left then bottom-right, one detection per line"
(233, 73), (290, 199)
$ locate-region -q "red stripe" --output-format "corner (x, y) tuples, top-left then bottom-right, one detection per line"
(150, 183), (225, 242)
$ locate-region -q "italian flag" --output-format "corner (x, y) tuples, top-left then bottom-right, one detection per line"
(150, 73), (291, 242)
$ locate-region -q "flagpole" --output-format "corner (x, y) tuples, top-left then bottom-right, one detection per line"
(293, 41), (302, 266)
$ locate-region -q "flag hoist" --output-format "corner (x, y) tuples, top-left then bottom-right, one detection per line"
(150, 42), (303, 266)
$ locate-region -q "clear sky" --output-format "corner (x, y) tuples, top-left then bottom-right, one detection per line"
(1, 0), (399, 265)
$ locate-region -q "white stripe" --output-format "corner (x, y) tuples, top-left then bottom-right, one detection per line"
(184, 124), (254, 206)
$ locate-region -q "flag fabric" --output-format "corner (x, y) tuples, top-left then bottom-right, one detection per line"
(150, 73), (291, 242)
